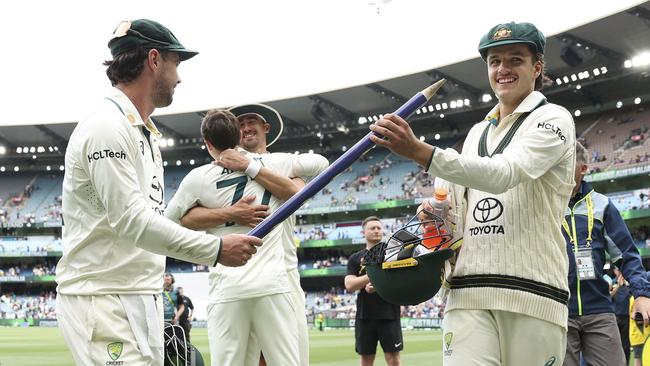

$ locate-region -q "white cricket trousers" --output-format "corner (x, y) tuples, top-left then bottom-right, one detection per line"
(442, 309), (566, 366)
(207, 292), (299, 366)
(243, 269), (309, 366)
(56, 294), (164, 366)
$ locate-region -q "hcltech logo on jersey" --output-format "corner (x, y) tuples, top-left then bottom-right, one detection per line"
(469, 197), (505, 236)
(88, 149), (126, 163)
(537, 122), (567, 143)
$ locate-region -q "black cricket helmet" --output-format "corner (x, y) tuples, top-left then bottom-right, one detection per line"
(363, 207), (460, 305)
(164, 322), (205, 366)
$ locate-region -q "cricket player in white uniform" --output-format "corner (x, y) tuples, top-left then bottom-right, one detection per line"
(370, 22), (576, 365)
(180, 104), (327, 366)
(55, 20), (262, 366)
(166, 109), (328, 365)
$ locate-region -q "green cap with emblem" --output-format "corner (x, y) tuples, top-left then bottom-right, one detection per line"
(108, 19), (198, 61)
(478, 22), (545, 61)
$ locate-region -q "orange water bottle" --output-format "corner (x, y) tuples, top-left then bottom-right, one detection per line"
(422, 188), (450, 250)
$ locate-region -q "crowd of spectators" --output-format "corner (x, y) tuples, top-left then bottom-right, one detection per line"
(0, 291), (56, 320)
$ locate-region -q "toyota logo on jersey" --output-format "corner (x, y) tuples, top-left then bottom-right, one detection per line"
(469, 198), (505, 237)
(473, 198), (503, 223)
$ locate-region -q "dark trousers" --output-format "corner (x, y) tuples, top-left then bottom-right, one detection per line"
(616, 314), (631, 365)
(179, 320), (191, 343)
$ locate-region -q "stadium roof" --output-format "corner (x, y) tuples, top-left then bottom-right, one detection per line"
(0, 1), (649, 162)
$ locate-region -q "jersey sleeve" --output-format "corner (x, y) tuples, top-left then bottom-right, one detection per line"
(165, 169), (203, 224)
(427, 106), (575, 194)
(289, 153), (330, 178)
(79, 115), (221, 266)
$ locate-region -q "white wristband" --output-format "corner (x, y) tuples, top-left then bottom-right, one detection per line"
(245, 159), (263, 178)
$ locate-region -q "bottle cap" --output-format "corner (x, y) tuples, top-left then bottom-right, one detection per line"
(433, 188), (448, 201)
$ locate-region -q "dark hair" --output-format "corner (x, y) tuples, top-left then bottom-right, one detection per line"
(531, 50), (545, 91)
(201, 109), (240, 151)
(362, 216), (381, 228)
(103, 48), (169, 86)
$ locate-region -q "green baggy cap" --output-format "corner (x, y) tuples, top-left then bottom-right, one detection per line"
(478, 22), (545, 61)
(108, 19), (198, 61)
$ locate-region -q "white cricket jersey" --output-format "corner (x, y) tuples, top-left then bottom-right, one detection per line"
(427, 91), (576, 328)
(56, 88), (221, 296)
(166, 150), (328, 303)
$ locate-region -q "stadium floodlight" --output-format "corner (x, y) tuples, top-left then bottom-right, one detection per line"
(450, 101), (457, 109)
(48, 146), (53, 152)
(482, 94), (493, 103)
(37, 146), (45, 153)
(427, 105), (434, 112)
(434, 133), (441, 140)
(464, 99), (470, 106)
(16, 147), (22, 154)
(163, 161), (168, 167)
(167, 138), (175, 147)
(570, 74), (578, 82)
(631, 52), (650, 67)
(0, 166), (5, 172)
(159, 139), (168, 147)
(0, 146), (5, 154)
(574, 110), (581, 117)
(439, 113), (445, 119)
(176, 160), (181, 166)
(435, 104), (441, 110)
(200, 145), (205, 150)
(419, 136), (425, 142)
(563, 76), (570, 83)
(441, 102), (448, 110)
(29, 146), (35, 153)
(576, 85), (582, 90)
(59, 165), (64, 171)
(624, 60), (633, 68)
(555, 78), (562, 85)
(46, 166), (51, 171)
(14, 166), (19, 172)
(635, 97), (641, 105)
(358, 116), (368, 124)
(53, 146), (58, 151)
(600, 66), (608, 74)
(189, 159), (195, 165)
(308, 149), (314, 154)
(342, 146), (347, 152)
(32, 155), (37, 160)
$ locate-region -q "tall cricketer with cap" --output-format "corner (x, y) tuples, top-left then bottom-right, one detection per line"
(55, 19), (263, 365)
(368, 22), (576, 365)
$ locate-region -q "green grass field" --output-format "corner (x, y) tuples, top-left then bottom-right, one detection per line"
(0, 327), (443, 366)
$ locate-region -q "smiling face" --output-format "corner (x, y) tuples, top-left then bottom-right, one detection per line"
(486, 44), (542, 110)
(239, 115), (269, 153)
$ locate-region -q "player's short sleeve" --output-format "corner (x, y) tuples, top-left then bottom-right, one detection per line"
(165, 168), (204, 224)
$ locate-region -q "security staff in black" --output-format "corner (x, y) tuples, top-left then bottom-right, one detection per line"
(177, 287), (194, 342)
(345, 216), (402, 366)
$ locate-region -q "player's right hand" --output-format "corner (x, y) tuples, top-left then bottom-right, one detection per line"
(218, 233), (263, 267)
(230, 195), (269, 228)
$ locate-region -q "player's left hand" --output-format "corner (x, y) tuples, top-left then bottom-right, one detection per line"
(369, 114), (434, 167)
(632, 296), (650, 327)
(215, 149), (250, 171)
